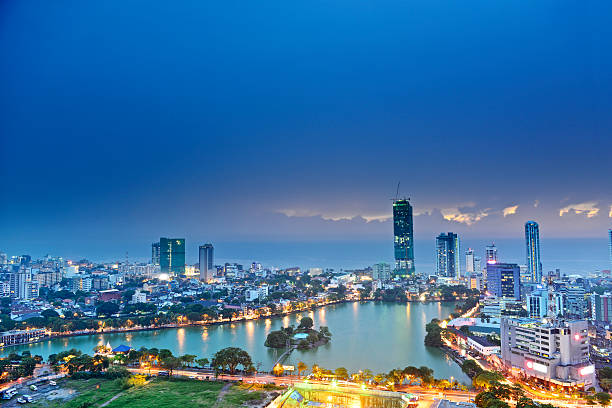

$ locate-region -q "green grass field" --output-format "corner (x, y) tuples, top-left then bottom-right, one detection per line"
(33, 377), (272, 408)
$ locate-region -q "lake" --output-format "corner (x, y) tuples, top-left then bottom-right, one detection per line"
(3, 301), (470, 383)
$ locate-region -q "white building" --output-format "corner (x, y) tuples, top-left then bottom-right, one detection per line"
(131, 290), (147, 303)
(501, 318), (594, 389)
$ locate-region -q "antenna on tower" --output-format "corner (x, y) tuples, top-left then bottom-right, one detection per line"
(395, 181), (400, 201)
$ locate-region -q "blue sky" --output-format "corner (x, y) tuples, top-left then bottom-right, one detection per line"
(1, 1), (611, 260)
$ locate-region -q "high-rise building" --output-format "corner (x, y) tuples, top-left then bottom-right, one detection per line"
(486, 262), (520, 299)
(436, 232), (460, 278)
(591, 293), (612, 323)
(525, 221), (542, 284)
(9, 268), (38, 300)
(393, 199), (415, 276)
(562, 285), (587, 318)
(500, 318), (594, 389)
(609, 229), (612, 268)
(474, 256), (481, 273)
(527, 289), (548, 318)
(485, 243), (498, 264)
(158, 238), (185, 275)
(152, 242), (160, 266)
(372, 263), (391, 281)
(199, 243), (214, 282)
(466, 248), (475, 275)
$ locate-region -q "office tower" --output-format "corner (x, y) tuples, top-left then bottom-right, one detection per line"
(152, 242), (160, 266)
(199, 243), (214, 282)
(527, 289), (548, 318)
(609, 229), (612, 268)
(466, 248), (475, 275)
(591, 293), (612, 323)
(393, 199), (415, 276)
(158, 238), (185, 275)
(485, 243), (498, 264)
(9, 268), (38, 300)
(436, 232), (460, 278)
(486, 263), (520, 299)
(372, 263), (391, 281)
(525, 221), (542, 284)
(519, 265), (531, 284)
(0, 253), (7, 265)
(562, 285), (587, 318)
(474, 256), (481, 272)
(500, 318), (594, 389)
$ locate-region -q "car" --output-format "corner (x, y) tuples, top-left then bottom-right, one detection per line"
(17, 397), (27, 404)
(30, 385), (38, 391)
(24, 395), (34, 403)
(158, 371), (169, 376)
(49, 380), (57, 386)
(189, 376), (196, 379)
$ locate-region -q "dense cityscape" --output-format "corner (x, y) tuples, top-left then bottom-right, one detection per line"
(1, 198), (611, 407)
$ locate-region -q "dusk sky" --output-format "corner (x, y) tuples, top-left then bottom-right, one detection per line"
(1, 1), (611, 265)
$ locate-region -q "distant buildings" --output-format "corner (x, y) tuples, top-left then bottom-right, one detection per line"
(525, 221), (542, 284)
(591, 293), (612, 323)
(372, 263), (391, 281)
(436, 232), (460, 278)
(500, 318), (594, 389)
(393, 199), (415, 276)
(485, 243), (498, 264)
(486, 263), (520, 300)
(157, 238), (185, 275)
(199, 243), (214, 282)
(466, 248), (475, 275)
(152, 242), (160, 266)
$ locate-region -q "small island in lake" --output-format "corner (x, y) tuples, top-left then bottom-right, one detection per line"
(265, 316), (332, 350)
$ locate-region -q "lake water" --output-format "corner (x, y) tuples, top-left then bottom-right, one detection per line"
(3, 301), (469, 383)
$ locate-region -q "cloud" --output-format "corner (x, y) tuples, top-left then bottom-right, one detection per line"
(440, 207), (489, 225)
(277, 208), (390, 223)
(559, 202), (600, 218)
(502, 205), (519, 217)
(534, 200), (540, 208)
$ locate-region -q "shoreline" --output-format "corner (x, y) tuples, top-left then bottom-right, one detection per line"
(2, 298), (462, 351)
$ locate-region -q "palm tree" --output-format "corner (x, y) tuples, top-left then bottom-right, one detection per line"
(297, 361), (308, 378)
(196, 358), (209, 369)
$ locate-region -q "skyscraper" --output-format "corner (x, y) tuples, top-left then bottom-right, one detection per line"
(158, 238), (185, 275)
(436, 232), (460, 278)
(151, 242), (160, 266)
(485, 243), (498, 264)
(466, 248), (475, 275)
(393, 199), (415, 276)
(486, 262), (520, 299)
(609, 229), (612, 268)
(199, 243), (214, 282)
(525, 221), (542, 284)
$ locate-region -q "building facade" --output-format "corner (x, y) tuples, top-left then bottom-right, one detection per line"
(486, 263), (520, 300)
(466, 248), (475, 275)
(199, 243), (214, 282)
(393, 199), (415, 276)
(525, 221), (542, 284)
(500, 318), (594, 389)
(436, 232), (460, 278)
(591, 293), (612, 323)
(158, 238), (185, 275)
(485, 243), (498, 264)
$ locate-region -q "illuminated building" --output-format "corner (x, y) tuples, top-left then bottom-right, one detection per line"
(436, 232), (460, 278)
(486, 263), (520, 299)
(199, 243), (214, 282)
(372, 263), (391, 281)
(527, 289), (548, 318)
(609, 229), (612, 268)
(591, 293), (612, 323)
(151, 242), (160, 266)
(393, 198), (415, 276)
(485, 243), (498, 264)
(466, 248), (475, 275)
(525, 221), (542, 284)
(501, 318), (594, 389)
(158, 238), (185, 275)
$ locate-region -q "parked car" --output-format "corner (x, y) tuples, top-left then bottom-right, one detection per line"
(30, 385), (38, 391)
(158, 371), (169, 376)
(49, 380), (57, 386)
(24, 395), (34, 403)
(17, 397), (27, 404)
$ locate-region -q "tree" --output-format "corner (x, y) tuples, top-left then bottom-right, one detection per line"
(595, 392), (611, 406)
(180, 354), (197, 367)
(211, 347), (253, 374)
(473, 371), (504, 389)
(196, 358), (209, 368)
(41, 309), (60, 319)
(161, 357), (182, 375)
(424, 319), (444, 347)
(297, 361), (307, 378)
(96, 302), (119, 317)
(462, 360), (484, 378)
(298, 316), (314, 330)
(335, 367), (348, 380)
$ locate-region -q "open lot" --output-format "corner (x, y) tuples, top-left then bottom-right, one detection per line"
(3, 377), (281, 408)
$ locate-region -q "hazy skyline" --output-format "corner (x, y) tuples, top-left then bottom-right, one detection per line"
(1, 1), (611, 259)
